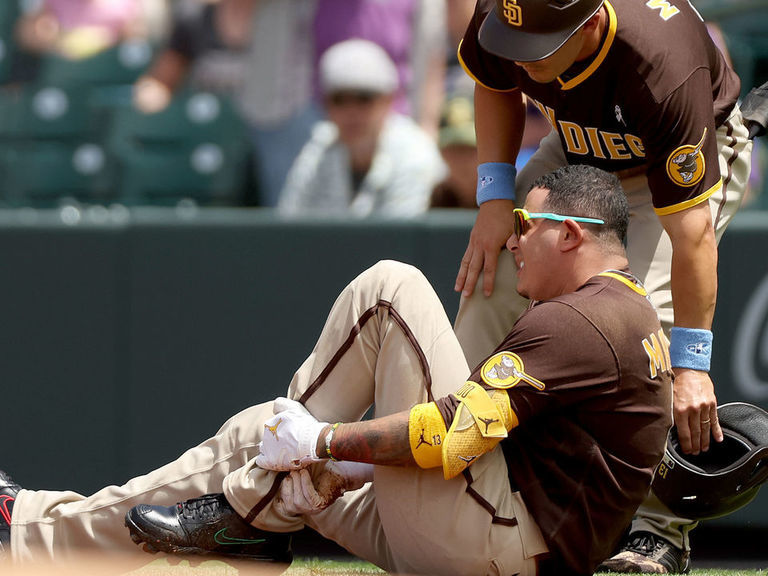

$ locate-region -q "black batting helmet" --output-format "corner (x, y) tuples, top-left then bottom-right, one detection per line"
(652, 402), (768, 521)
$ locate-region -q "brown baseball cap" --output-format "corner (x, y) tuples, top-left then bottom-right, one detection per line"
(478, 0), (604, 62)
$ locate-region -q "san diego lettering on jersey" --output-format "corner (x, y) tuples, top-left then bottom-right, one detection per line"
(529, 98), (645, 162)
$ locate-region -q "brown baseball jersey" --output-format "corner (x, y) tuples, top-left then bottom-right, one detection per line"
(459, 0), (741, 215)
(436, 272), (673, 575)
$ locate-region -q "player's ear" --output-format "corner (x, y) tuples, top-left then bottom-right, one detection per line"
(581, 9), (602, 34)
(559, 219), (585, 252)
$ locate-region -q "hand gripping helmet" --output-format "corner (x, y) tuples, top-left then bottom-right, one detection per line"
(479, 0), (604, 62)
(652, 402), (768, 521)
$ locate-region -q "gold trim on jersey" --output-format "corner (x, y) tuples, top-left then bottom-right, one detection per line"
(457, 40), (520, 93)
(654, 178), (721, 216)
(598, 272), (648, 296)
(559, 0), (617, 91)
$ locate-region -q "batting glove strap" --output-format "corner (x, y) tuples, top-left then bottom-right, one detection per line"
(476, 162), (517, 205)
(669, 327), (713, 371)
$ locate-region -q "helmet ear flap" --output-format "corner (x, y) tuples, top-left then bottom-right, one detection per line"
(652, 402), (768, 520)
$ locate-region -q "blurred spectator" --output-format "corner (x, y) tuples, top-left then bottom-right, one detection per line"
(431, 94), (477, 209)
(518, 97), (555, 170)
(15, 0), (150, 60)
(133, 0), (318, 206)
(440, 0), (553, 206)
(312, 0), (447, 139)
(134, 0), (449, 206)
(278, 39), (447, 218)
(444, 0), (475, 100)
(704, 17), (764, 206)
(430, 90), (552, 209)
(133, 0), (262, 114)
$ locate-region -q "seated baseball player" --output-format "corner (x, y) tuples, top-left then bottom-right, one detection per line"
(0, 165), (673, 576)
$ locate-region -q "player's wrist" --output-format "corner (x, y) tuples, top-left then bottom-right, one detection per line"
(669, 327), (713, 372)
(316, 424), (332, 458)
(324, 422), (342, 461)
(316, 423), (342, 460)
(476, 162), (517, 206)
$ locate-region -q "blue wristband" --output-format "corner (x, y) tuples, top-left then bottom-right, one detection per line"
(669, 327), (713, 371)
(476, 162), (517, 205)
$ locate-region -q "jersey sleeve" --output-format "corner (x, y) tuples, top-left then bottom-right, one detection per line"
(435, 301), (620, 428)
(457, 0), (520, 92)
(639, 68), (723, 214)
(479, 302), (619, 425)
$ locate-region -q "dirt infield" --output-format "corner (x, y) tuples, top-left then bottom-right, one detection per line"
(0, 552), (292, 576)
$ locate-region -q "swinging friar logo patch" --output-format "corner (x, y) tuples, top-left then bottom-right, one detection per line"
(481, 352), (545, 390)
(666, 127), (707, 187)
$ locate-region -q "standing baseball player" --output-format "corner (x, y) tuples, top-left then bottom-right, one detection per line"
(453, 0), (752, 571)
(2, 166), (672, 576)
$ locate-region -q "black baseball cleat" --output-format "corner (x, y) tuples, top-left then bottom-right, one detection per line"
(125, 493), (292, 563)
(595, 531), (691, 574)
(0, 470), (22, 553)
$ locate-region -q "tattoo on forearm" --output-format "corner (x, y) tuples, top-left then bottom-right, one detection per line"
(333, 413), (415, 466)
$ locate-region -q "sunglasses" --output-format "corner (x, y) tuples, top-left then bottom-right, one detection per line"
(513, 208), (605, 237)
(326, 91), (380, 107)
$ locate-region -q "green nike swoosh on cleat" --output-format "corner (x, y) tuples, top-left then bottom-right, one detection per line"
(214, 528), (267, 546)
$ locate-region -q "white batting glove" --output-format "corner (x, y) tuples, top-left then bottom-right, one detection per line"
(255, 397), (328, 471)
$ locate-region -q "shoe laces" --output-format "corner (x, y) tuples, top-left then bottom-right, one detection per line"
(625, 532), (669, 556)
(177, 494), (228, 521)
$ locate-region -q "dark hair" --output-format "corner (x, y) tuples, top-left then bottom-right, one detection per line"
(530, 165), (629, 246)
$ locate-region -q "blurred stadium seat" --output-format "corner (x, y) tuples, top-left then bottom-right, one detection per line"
(0, 84), (95, 140)
(36, 39), (155, 88)
(0, 80), (251, 207)
(0, 141), (116, 207)
(117, 144), (249, 206)
(0, 83), (117, 207)
(0, 2), (19, 85)
(107, 91), (251, 205)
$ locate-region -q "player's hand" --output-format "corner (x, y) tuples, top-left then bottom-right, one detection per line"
(325, 460), (374, 491)
(455, 199), (517, 298)
(255, 397), (328, 471)
(672, 368), (723, 455)
(273, 461), (374, 518)
(274, 469), (329, 517)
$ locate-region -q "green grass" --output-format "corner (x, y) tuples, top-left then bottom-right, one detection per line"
(286, 558), (385, 575)
(285, 559), (766, 576)
(599, 572), (766, 576)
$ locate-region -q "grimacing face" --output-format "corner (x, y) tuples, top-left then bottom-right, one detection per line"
(506, 187), (565, 301)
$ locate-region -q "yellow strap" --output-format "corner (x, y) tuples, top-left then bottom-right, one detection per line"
(454, 381), (508, 438)
(440, 387), (517, 479)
